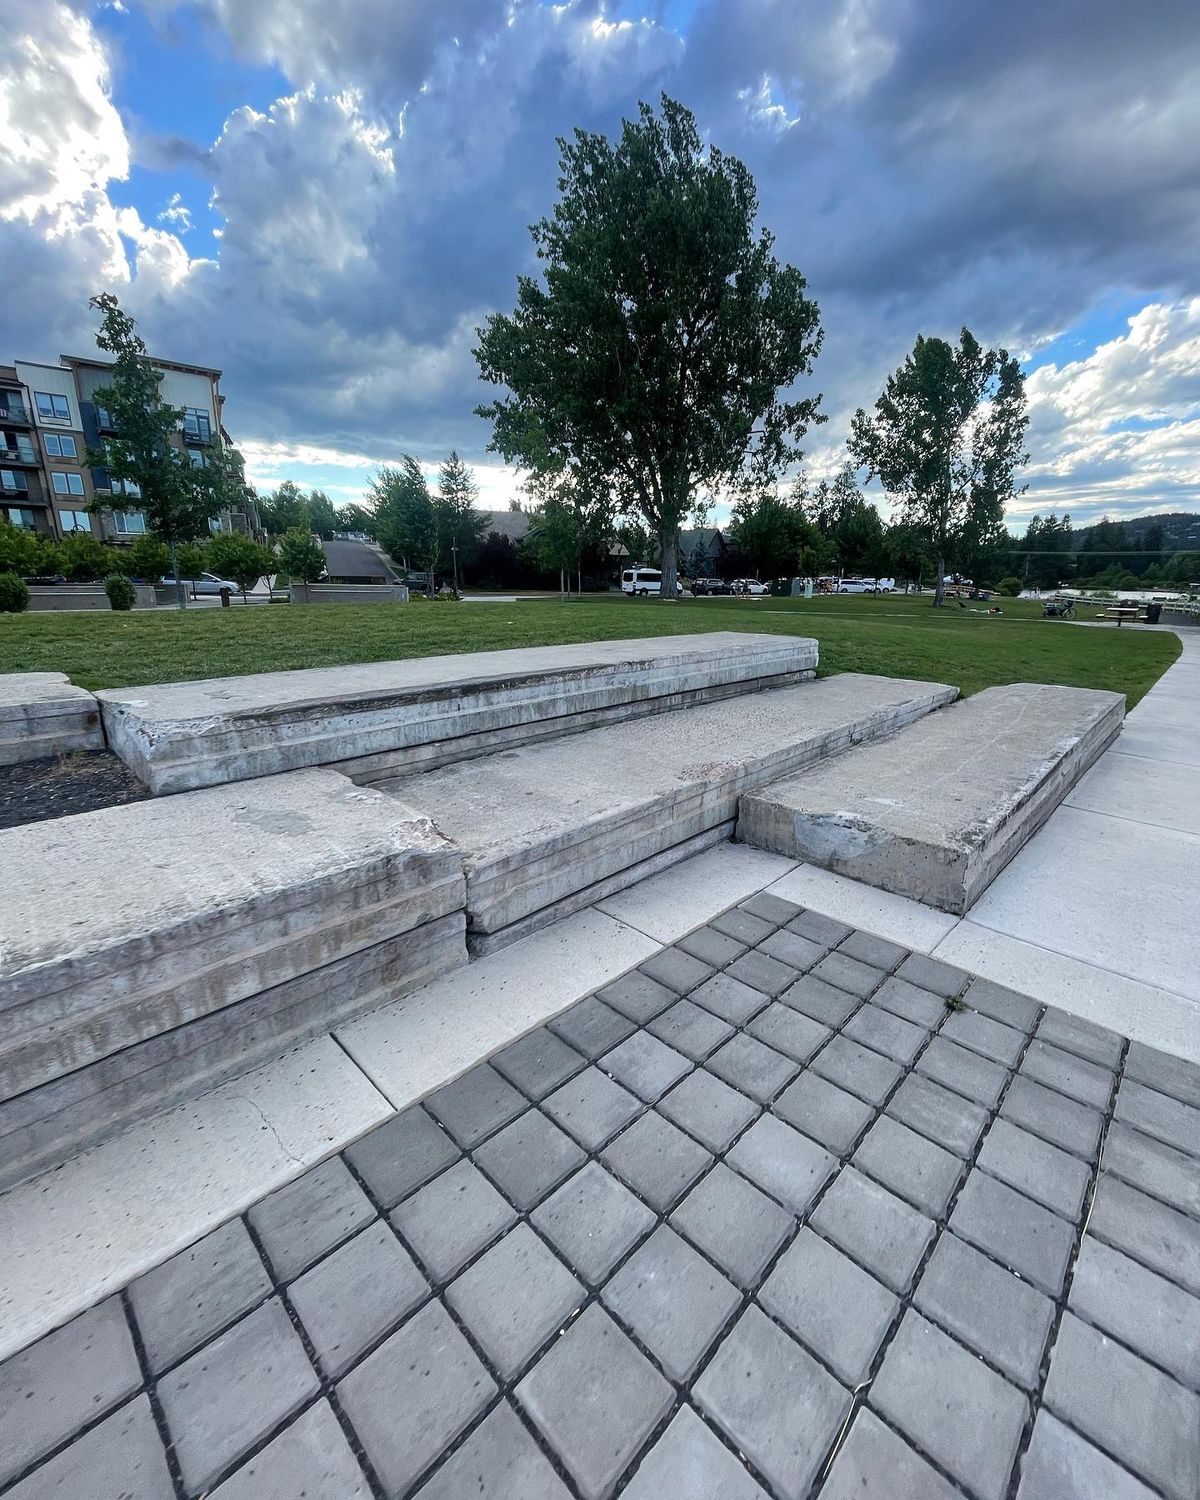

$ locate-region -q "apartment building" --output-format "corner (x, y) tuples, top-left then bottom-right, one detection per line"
(0, 353), (258, 543)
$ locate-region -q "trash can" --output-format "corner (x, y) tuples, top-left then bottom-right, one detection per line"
(219, 586), (233, 608)
(1145, 602), (1162, 624)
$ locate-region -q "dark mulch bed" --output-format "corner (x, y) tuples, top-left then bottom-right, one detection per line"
(1, 751), (149, 829)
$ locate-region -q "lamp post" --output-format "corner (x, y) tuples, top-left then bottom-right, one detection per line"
(451, 539), (459, 594)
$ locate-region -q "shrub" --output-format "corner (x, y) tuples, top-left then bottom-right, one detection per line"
(996, 576), (1023, 597)
(128, 534), (171, 583)
(0, 571), (30, 612)
(104, 573), (136, 611)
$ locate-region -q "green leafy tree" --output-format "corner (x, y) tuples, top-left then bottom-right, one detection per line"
(85, 293), (227, 607)
(886, 520), (936, 591)
(206, 532), (275, 600)
(728, 492), (804, 579)
(176, 541), (208, 586)
(258, 481), (310, 536)
(0, 520), (45, 576)
(476, 94), (824, 599)
(849, 328), (1028, 606)
(437, 452), (487, 589)
(278, 527), (326, 584)
(811, 465), (888, 578)
(53, 532), (123, 582)
(371, 458), (439, 585)
(306, 490), (337, 539)
(524, 468), (613, 596)
(337, 502), (377, 536)
(127, 534), (171, 583)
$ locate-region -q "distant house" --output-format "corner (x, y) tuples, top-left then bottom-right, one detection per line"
(477, 509), (532, 544)
(320, 538), (398, 584)
(679, 527), (727, 577)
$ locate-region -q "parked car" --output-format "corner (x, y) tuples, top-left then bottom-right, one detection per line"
(836, 577), (871, 594)
(691, 577), (732, 596)
(161, 571), (242, 596)
(731, 578), (769, 596)
(867, 577), (895, 593)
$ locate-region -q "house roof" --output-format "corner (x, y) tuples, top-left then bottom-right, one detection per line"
(478, 509), (531, 542)
(321, 539), (397, 580)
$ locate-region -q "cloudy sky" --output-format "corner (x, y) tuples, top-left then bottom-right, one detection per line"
(3, 0), (1198, 528)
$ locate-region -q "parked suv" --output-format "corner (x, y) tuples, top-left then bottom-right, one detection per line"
(691, 577), (731, 596)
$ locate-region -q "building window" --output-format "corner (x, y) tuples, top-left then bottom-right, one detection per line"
(182, 408), (212, 442)
(1, 469), (28, 493)
(59, 510), (92, 533)
(44, 433), (78, 458)
(94, 405), (115, 430)
(35, 392), (71, 421)
(4, 507), (37, 529)
(51, 471), (86, 496)
(112, 510), (147, 535)
(188, 448), (210, 468)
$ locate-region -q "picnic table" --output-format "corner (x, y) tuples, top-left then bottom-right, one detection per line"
(1103, 607), (1141, 626)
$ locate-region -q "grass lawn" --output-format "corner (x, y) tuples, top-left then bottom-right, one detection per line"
(0, 592), (1178, 706)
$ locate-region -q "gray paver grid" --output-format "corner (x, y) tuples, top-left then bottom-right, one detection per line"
(2, 892), (1198, 1500)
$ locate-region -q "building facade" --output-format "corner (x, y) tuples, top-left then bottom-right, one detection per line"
(0, 353), (258, 544)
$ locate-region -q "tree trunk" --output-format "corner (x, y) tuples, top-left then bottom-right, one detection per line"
(659, 527), (679, 600)
(168, 538), (186, 610)
(559, 567), (565, 601)
(934, 554), (945, 608)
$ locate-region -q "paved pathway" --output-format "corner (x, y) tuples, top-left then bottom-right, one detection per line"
(2, 891), (1196, 1499)
(927, 630), (1200, 1045)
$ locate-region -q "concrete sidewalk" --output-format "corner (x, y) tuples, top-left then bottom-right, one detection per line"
(931, 630), (1200, 1057)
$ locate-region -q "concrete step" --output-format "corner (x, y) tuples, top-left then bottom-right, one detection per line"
(737, 683), (1125, 914)
(0, 673), (103, 765)
(378, 673), (957, 952)
(0, 770), (466, 1187)
(98, 633), (818, 793)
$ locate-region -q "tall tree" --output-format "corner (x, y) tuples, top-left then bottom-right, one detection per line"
(728, 492), (803, 579)
(86, 293), (232, 607)
(259, 481), (309, 536)
(524, 466), (613, 596)
(371, 458), (439, 585)
(437, 452), (487, 589)
(337, 502), (377, 536)
(811, 465), (886, 577)
(849, 328), (1028, 606)
(306, 489), (337, 539)
(475, 94), (824, 598)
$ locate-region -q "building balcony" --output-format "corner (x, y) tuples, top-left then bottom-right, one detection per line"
(0, 400), (31, 426)
(1, 441), (39, 466)
(93, 407), (119, 434)
(181, 424), (213, 446)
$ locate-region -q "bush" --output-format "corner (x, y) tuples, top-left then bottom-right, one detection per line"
(104, 573), (136, 611)
(0, 571), (30, 612)
(996, 576), (1023, 597)
(128, 534), (171, 584)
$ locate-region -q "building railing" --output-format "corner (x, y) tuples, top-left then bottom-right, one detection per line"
(1, 442), (38, 465)
(0, 401), (30, 425)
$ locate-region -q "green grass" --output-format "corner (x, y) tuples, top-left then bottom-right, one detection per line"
(0, 592), (1178, 706)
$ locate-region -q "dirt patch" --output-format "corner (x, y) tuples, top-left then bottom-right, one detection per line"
(1, 752), (149, 829)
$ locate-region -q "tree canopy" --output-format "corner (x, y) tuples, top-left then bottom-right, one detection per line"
(475, 94), (824, 596)
(849, 328), (1027, 605)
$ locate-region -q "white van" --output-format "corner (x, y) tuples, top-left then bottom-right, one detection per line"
(621, 567), (665, 597)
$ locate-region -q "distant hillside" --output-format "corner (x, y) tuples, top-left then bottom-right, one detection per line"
(1071, 512), (1200, 552)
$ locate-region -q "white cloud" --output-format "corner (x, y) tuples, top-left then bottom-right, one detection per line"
(0, 0), (1197, 529)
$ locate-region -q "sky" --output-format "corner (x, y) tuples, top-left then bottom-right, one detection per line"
(2, 1), (1198, 531)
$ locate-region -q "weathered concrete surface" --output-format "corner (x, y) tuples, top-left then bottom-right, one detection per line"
(380, 673), (956, 951)
(290, 583), (409, 605)
(96, 634), (818, 793)
(738, 684), (1124, 914)
(0, 673), (103, 765)
(27, 586), (156, 612)
(0, 770), (465, 1186)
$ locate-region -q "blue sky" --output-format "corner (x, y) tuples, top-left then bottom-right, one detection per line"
(5, 1), (1198, 528)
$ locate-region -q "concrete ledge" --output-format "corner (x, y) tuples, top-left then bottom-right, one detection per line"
(382, 673), (956, 950)
(95, 633), (818, 794)
(27, 586), (156, 611)
(737, 683), (1125, 914)
(0, 673), (104, 766)
(0, 770), (466, 1187)
(290, 582), (410, 605)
